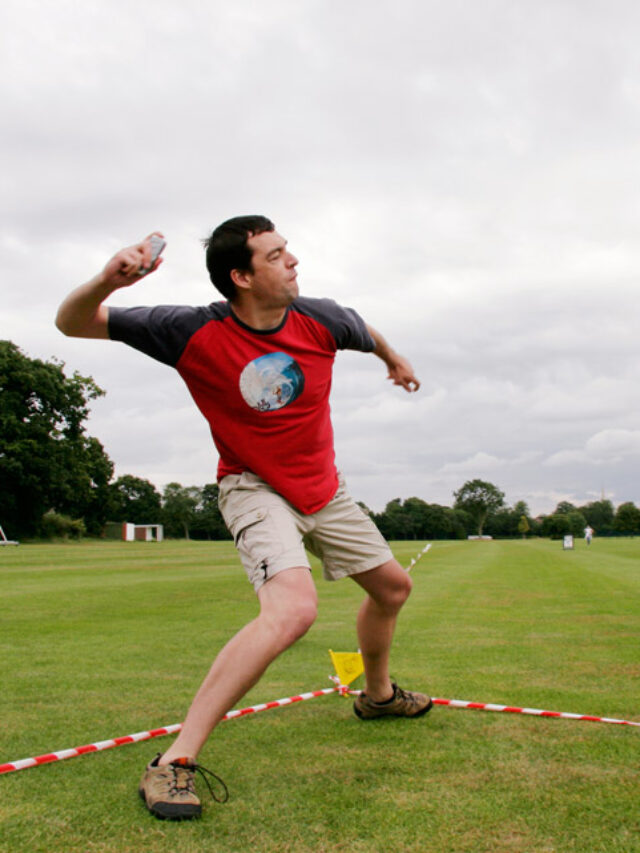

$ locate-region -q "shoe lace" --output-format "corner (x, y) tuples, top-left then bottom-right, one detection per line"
(166, 759), (229, 804)
(192, 762), (229, 804)
(392, 684), (419, 707)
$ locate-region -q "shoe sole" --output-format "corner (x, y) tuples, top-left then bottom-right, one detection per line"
(138, 787), (202, 820)
(354, 697), (434, 720)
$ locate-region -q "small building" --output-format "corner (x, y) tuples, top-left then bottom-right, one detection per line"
(104, 522), (163, 542)
(122, 523), (164, 542)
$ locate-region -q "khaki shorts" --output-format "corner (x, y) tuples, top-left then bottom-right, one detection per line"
(218, 471), (393, 592)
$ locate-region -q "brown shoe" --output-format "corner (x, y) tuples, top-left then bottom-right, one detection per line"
(353, 683), (433, 720)
(139, 754), (228, 820)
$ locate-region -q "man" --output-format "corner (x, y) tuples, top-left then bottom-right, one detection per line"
(56, 215), (431, 820)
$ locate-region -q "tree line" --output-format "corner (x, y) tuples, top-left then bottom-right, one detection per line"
(369, 491), (640, 541)
(0, 341), (231, 540)
(2, 341), (640, 540)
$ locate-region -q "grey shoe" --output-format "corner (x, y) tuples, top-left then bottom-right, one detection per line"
(353, 682), (433, 720)
(139, 754), (228, 820)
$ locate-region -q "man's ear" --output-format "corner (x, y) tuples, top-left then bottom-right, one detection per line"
(230, 268), (251, 292)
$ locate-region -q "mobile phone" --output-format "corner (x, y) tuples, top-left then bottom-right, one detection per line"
(139, 235), (166, 275)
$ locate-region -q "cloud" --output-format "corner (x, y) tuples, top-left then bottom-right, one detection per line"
(2, 1), (640, 518)
(545, 429), (640, 470)
(544, 450), (590, 468)
(586, 429), (640, 461)
(439, 452), (506, 475)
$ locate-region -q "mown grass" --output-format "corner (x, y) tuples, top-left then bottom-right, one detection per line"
(1, 538), (638, 852)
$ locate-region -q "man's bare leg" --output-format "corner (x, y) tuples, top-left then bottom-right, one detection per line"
(160, 568), (317, 764)
(351, 559), (412, 702)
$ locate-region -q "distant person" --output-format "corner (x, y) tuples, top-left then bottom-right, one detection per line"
(55, 217), (432, 820)
(584, 525), (594, 545)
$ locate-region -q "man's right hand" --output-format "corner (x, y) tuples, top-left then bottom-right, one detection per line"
(55, 232), (165, 339)
(99, 232), (165, 289)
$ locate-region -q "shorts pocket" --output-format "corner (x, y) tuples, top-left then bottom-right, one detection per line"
(229, 507), (268, 546)
(231, 507), (279, 584)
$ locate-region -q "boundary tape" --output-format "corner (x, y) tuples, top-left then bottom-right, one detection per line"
(0, 687), (339, 775)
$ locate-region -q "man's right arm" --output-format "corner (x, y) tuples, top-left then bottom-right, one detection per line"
(55, 232), (164, 339)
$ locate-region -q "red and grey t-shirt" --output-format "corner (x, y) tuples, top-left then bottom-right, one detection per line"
(108, 297), (375, 514)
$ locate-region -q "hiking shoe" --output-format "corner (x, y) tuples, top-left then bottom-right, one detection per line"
(353, 682), (433, 720)
(139, 754), (228, 820)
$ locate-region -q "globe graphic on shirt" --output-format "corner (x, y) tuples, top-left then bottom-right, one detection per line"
(239, 352), (305, 412)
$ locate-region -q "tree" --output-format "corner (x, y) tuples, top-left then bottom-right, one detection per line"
(453, 479), (505, 537)
(56, 434), (114, 535)
(162, 483), (200, 538)
(614, 502), (640, 536)
(191, 483), (231, 540)
(513, 500), (530, 519)
(540, 509), (587, 539)
(373, 498), (472, 541)
(554, 501), (576, 515)
(400, 497), (431, 540)
(517, 515), (530, 538)
(374, 498), (412, 540)
(447, 507), (473, 539)
(579, 500), (615, 536)
(484, 508), (510, 538)
(109, 475), (162, 523)
(422, 503), (462, 539)
(566, 510), (588, 537)
(0, 341), (113, 537)
(485, 500), (533, 539)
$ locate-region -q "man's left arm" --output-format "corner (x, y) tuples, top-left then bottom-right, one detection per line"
(366, 324), (420, 393)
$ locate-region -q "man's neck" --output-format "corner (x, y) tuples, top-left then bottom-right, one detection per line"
(230, 301), (288, 331)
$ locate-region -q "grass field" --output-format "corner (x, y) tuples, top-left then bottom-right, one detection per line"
(1, 538), (638, 852)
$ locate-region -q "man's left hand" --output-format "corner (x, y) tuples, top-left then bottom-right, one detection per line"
(387, 357), (420, 392)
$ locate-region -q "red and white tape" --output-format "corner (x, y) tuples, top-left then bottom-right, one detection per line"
(346, 688), (639, 727)
(405, 543), (431, 572)
(3, 685), (637, 775)
(0, 687), (339, 775)
(431, 697), (640, 727)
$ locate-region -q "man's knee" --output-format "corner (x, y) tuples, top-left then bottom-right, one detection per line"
(258, 568), (318, 646)
(285, 591), (317, 636)
(385, 565), (412, 609)
(356, 559), (412, 611)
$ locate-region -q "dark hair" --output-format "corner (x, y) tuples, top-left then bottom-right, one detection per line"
(203, 215), (275, 301)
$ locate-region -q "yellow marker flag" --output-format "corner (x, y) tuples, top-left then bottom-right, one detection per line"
(329, 650), (364, 686)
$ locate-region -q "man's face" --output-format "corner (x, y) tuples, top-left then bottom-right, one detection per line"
(240, 230), (299, 307)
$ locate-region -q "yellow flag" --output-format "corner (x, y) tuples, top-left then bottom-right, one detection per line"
(329, 650), (364, 686)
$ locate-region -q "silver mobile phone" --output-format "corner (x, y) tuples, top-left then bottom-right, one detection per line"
(139, 235), (166, 275)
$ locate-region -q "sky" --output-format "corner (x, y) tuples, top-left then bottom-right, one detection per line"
(2, 0), (639, 516)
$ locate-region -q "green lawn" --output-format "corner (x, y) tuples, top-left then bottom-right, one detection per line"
(1, 538), (638, 852)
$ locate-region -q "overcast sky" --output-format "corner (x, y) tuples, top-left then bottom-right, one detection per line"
(2, 0), (639, 516)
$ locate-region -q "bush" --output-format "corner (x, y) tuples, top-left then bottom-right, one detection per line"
(41, 510), (86, 540)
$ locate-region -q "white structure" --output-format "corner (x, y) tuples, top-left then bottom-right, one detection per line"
(0, 525), (19, 546)
(122, 523), (163, 542)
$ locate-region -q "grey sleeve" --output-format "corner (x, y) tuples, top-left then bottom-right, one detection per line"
(293, 297), (375, 352)
(108, 304), (209, 367)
